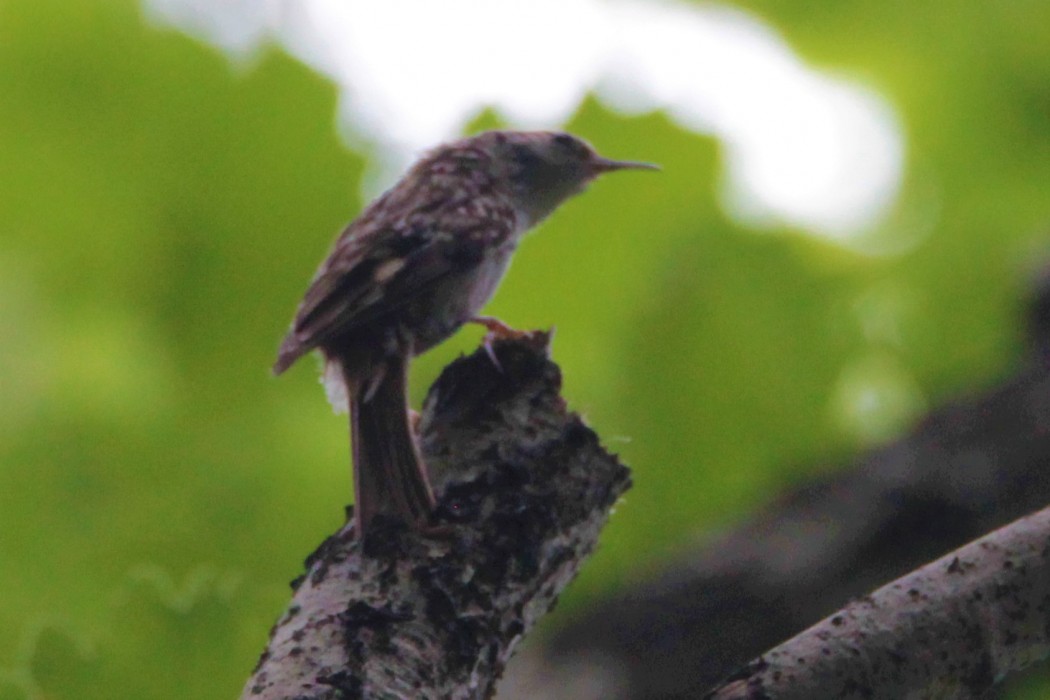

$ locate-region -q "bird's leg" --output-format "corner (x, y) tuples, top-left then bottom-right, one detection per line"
(470, 315), (527, 338)
(470, 316), (529, 372)
(470, 316), (551, 372)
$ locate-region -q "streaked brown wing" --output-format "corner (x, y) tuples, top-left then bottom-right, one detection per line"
(274, 214), (512, 374)
(292, 225), (449, 344)
(273, 154), (520, 375)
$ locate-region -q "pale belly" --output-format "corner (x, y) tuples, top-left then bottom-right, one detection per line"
(321, 240), (518, 412)
(408, 242), (516, 354)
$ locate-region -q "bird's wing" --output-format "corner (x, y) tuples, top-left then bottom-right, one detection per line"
(273, 194), (516, 373)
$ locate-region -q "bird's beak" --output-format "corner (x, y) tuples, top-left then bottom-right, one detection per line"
(591, 157), (661, 174)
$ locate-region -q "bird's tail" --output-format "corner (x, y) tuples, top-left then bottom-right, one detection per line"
(346, 355), (435, 536)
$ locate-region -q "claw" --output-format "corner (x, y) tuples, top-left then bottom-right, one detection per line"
(470, 316), (544, 372)
(472, 315), (524, 372)
(482, 336), (504, 373)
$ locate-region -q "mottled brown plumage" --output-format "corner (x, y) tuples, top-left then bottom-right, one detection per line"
(274, 130), (656, 537)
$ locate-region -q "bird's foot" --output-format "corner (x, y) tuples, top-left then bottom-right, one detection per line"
(470, 315), (528, 339)
(470, 316), (537, 372)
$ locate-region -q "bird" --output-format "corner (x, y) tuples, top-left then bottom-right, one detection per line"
(273, 130), (657, 537)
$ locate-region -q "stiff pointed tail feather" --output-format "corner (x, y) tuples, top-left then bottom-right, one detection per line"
(346, 355), (436, 535)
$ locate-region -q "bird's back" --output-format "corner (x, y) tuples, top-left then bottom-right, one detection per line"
(273, 145), (519, 375)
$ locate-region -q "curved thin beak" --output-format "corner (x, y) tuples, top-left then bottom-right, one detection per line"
(591, 157), (661, 173)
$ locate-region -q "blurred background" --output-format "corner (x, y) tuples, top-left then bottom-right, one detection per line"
(1, 0), (1048, 697)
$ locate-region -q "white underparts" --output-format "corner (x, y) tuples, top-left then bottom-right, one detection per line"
(321, 356), (350, 414)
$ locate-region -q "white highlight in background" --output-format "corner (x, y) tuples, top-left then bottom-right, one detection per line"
(145, 0), (905, 242)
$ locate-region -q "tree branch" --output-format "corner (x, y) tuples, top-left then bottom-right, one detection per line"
(504, 278), (1050, 699)
(706, 503), (1050, 699)
(240, 332), (632, 700)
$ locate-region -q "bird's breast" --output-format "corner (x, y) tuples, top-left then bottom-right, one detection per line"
(407, 240), (518, 355)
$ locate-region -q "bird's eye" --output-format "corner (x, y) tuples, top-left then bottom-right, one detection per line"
(552, 133), (591, 161)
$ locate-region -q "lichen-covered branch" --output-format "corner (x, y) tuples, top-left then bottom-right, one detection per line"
(241, 332), (632, 700)
(706, 504), (1050, 699)
(505, 278), (1050, 700)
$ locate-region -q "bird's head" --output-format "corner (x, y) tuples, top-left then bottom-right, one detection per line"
(476, 130), (659, 227)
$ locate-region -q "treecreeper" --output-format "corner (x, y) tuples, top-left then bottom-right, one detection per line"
(273, 130), (657, 537)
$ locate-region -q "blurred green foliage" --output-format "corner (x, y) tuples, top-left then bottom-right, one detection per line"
(0, 0), (1047, 697)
